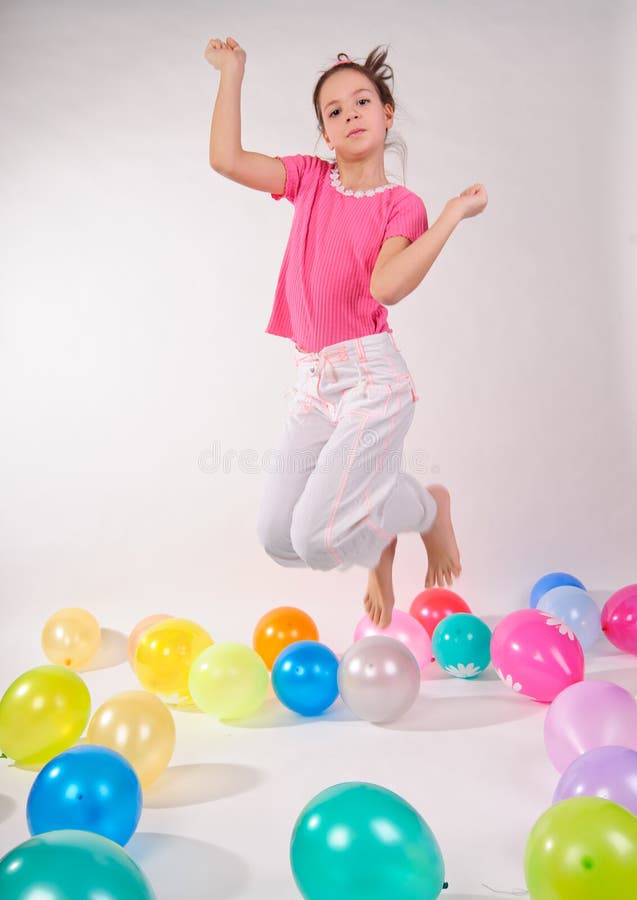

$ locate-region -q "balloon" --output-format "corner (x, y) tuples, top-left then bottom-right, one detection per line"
(0, 665), (91, 766)
(291, 782), (445, 900)
(537, 586), (601, 651)
(0, 829), (155, 899)
(529, 571), (586, 609)
(524, 797), (637, 899)
(431, 613), (491, 678)
(253, 606), (319, 670)
(553, 745), (637, 816)
(127, 614), (173, 668)
(41, 607), (101, 669)
(338, 636), (420, 723)
(544, 679), (637, 772)
(271, 640), (339, 716)
(133, 618), (213, 708)
(408, 587), (471, 639)
(86, 690), (175, 788)
(601, 584), (637, 655)
(490, 609), (584, 703)
(189, 642), (269, 720)
(354, 609), (432, 670)
(27, 745), (142, 846)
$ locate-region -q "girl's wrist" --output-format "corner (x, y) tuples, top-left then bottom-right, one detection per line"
(442, 198), (465, 226)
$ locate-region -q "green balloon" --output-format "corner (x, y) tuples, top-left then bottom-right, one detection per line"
(290, 782), (445, 899)
(525, 797), (637, 899)
(188, 641), (269, 719)
(0, 829), (155, 899)
(0, 665), (91, 765)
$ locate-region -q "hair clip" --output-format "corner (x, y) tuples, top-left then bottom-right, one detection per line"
(331, 57), (352, 68)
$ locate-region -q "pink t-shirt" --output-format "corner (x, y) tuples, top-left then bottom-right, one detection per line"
(267, 154), (428, 352)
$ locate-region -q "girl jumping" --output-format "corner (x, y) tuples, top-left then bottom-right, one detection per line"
(205, 37), (488, 628)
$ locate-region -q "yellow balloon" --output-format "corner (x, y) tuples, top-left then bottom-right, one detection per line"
(41, 607), (101, 669)
(134, 618), (213, 708)
(0, 665), (91, 766)
(189, 642), (269, 720)
(86, 690), (176, 787)
(127, 614), (173, 668)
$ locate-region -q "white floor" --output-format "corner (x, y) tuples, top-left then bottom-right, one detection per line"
(2, 598), (636, 899)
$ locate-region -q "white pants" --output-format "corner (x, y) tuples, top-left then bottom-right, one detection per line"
(256, 331), (438, 571)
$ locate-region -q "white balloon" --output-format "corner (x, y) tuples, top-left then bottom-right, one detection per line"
(337, 636), (420, 723)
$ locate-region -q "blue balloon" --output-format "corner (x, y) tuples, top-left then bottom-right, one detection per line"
(529, 571), (586, 609)
(272, 640), (339, 716)
(27, 745), (142, 846)
(537, 585), (602, 651)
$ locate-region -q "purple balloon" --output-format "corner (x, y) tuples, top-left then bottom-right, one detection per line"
(553, 745), (637, 816)
(544, 679), (637, 772)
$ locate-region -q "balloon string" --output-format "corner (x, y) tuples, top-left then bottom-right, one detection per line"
(481, 884), (528, 896)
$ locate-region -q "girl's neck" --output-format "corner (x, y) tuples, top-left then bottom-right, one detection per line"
(334, 159), (388, 191)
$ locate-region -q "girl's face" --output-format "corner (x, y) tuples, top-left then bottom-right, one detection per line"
(319, 70), (393, 156)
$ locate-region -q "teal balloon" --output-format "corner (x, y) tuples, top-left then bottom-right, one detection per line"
(0, 829), (155, 899)
(432, 613), (491, 678)
(290, 781), (445, 899)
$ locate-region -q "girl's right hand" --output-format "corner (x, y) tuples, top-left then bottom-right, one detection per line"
(204, 37), (246, 75)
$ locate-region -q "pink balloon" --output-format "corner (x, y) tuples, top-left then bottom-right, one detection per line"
(490, 608), (584, 703)
(354, 609), (432, 670)
(544, 680), (637, 772)
(601, 584), (637, 655)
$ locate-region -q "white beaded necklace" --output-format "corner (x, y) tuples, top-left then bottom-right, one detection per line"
(329, 163), (399, 198)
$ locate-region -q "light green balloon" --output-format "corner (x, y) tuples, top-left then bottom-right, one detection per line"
(525, 796), (637, 899)
(188, 642), (269, 719)
(0, 829), (155, 898)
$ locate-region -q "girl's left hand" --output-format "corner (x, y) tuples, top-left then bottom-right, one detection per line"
(447, 183), (488, 220)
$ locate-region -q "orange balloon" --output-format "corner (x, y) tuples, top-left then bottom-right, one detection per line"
(127, 614), (173, 668)
(252, 606), (319, 670)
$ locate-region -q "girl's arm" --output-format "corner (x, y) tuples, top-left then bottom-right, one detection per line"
(371, 185), (488, 305)
(205, 36), (285, 195)
(208, 68), (244, 171)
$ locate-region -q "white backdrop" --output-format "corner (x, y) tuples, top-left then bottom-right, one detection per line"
(1, 1), (636, 897)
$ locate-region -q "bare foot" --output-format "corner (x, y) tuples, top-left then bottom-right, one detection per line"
(420, 484), (462, 589)
(363, 536), (398, 628)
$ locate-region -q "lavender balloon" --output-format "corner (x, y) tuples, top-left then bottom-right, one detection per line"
(537, 586), (602, 651)
(544, 680), (637, 772)
(337, 636), (420, 724)
(553, 745), (637, 816)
